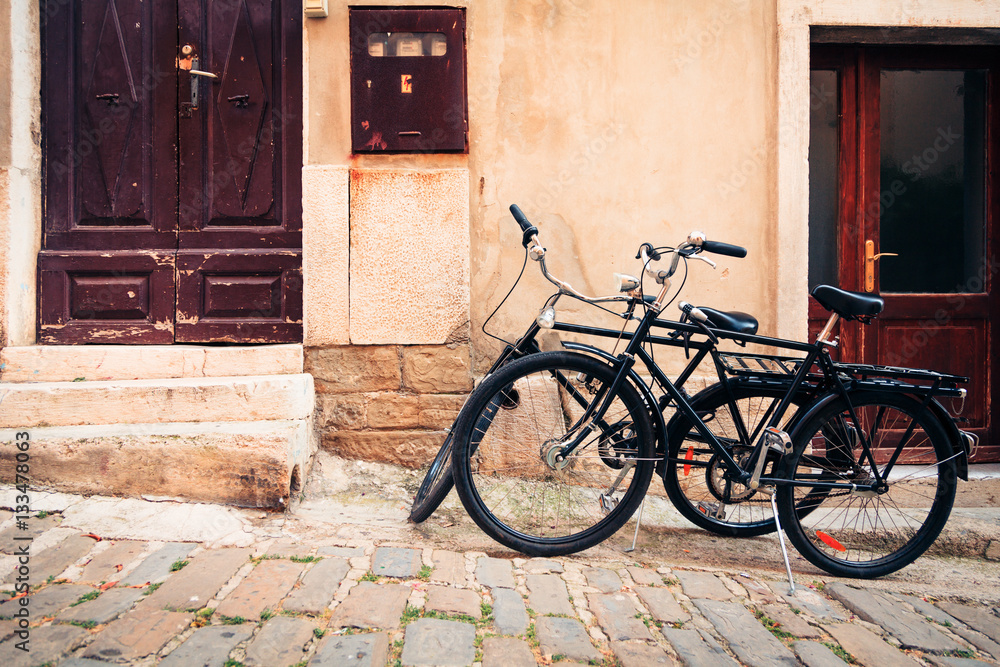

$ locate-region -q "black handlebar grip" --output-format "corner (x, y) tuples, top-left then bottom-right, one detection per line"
(509, 204), (532, 232)
(701, 240), (747, 258)
(510, 204), (539, 248)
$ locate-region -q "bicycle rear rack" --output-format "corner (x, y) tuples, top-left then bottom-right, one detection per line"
(717, 352), (967, 398)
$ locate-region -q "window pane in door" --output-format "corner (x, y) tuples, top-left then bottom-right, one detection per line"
(809, 69), (840, 290)
(879, 69), (986, 293)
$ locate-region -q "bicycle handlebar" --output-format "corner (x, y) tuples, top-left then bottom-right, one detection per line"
(506, 203), (744, 305)
(701, 240), (747, 258)
(509, 204), (539, 248)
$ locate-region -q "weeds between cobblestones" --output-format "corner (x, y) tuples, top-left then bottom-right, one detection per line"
(0, 492), (998, 666)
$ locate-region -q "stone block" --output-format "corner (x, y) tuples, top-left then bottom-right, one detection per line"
(78, 540), (147, 584)
(349, 168), (470, 345)
(0, 624), (87, 667)
(58, 587), (144, 624)
(0, 583), (92, 619)
(661, 627), (740, 666)
(317, 393), (367, 430)
(215, 558), (304, 620)
(0, 513), (61, 554)
(83, 606), (194, 661)
(0, 421), (314, 509)
(527, 573), (574, 617)
(0, 374), (313, 427)
(0, 344), (303, 383)
(793, 640), (855, 667)
(694, 599), (799, 666)
(244, 616), (316, 667)
(610, 640), (676, 666)
(626, 566), (662, 586)
(636, 586), (689, 624)
(7, 533), (98, 582)
(492, 587), (529, 635)
(482, 637), (536, 667)
(372, 546), (422, 578)
(329, 582), (410, 630)
(523, 558), (564, 574)
(307, 345), (400, 393)
(311, 632), (390, 667)
(430, 550), (466, 587)
(675, 571), (733, 601)
(119, 542), (196, 586)
(402, 345), (472, 393)
(160, 624), (254, 667)
(145, 548), (252, 611)
(535, 616), (600, 663)
(476, 556), (516, 589)
(584, 566), (622, 593)
(401, 617), (476, 667)
(321, 430), (445, 469)
(826, 583), (962, 652)
(303, 165), (350, 347)
(367, 394), (423, 429)
(425, 586), (482, 618)
(283, 557), (351, 615)
(588, 593), (652, 641)
(826, 622), (921, 667)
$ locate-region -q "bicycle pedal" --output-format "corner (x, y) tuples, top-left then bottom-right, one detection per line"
(696, 501), (725, 520)
(599, 494), (618, 514)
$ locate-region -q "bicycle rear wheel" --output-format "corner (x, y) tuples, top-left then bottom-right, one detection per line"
(664, 382), (809, 537)
(451, 351), (655, 556)
(776, 391), (958, 578)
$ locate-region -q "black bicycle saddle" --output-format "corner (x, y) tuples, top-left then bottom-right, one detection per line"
(811, 284), (884, 320)
(698, 307), (759, 335)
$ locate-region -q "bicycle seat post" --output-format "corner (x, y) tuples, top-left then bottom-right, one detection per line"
(816, 312), (840, 348)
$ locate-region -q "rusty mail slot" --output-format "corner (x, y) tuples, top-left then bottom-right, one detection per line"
(350, 8), (467, 152)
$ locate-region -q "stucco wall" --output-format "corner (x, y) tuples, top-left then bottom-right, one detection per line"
(304, 0), (779, 377)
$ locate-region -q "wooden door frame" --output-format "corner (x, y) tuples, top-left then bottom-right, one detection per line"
(810, 44), (1000, 456)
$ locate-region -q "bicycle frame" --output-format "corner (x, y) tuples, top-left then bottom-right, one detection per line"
(538, 304), (968, 496)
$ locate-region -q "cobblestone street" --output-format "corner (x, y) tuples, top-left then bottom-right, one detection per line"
(0, 454), (998, 667)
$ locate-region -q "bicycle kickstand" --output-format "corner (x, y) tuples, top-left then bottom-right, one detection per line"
(762, 487), (796, 596)
(624, 497), (646, 553)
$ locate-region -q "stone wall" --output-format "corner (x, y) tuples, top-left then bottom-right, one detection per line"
(306, 344), (472, 467)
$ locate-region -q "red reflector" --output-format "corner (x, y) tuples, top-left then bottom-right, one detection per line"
(816, 530), (846, 552)
(684, 446), (694, 476)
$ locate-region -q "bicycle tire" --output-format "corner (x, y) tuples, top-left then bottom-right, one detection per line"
(409, 431), (457, 523)
(663, 381), (810, 537)
(451, 351), (655, 556)
(776, 391), (958, 578)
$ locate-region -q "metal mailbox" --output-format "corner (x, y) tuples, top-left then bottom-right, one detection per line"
(350, 8), (467, 152)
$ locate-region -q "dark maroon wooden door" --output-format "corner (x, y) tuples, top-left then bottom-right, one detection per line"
(809, 45), (999, 460)
(39, 0), (302, 344)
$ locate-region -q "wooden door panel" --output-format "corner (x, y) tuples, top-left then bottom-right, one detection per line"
(178, 0), (301, 246)
(38, 251), (175, 344)
(41, 0), (302, 345)
(43, 0), (177, 249)
(174, 250), (302, 343)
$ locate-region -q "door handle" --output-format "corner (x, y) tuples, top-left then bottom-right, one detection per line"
(184, 57), (219, 111)
(864, 239), (897, 292)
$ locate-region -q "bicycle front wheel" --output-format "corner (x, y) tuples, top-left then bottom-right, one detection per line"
(664, 382), (809, 537)
(776, 391), (958, 578)
(451, 351), (655, 556)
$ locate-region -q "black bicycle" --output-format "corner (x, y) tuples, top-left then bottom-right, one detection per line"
(445, 205), (973, 579)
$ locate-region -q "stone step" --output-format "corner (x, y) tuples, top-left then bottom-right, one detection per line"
(0, 344), (303, 383)
(0, 373), (313, 428)
(0, 420), (315, 508)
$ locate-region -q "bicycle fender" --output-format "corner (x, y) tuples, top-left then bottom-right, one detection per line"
(784, 391), (970, 482)
(560, 341), (668, 463)
(926, 397), (969, 482)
